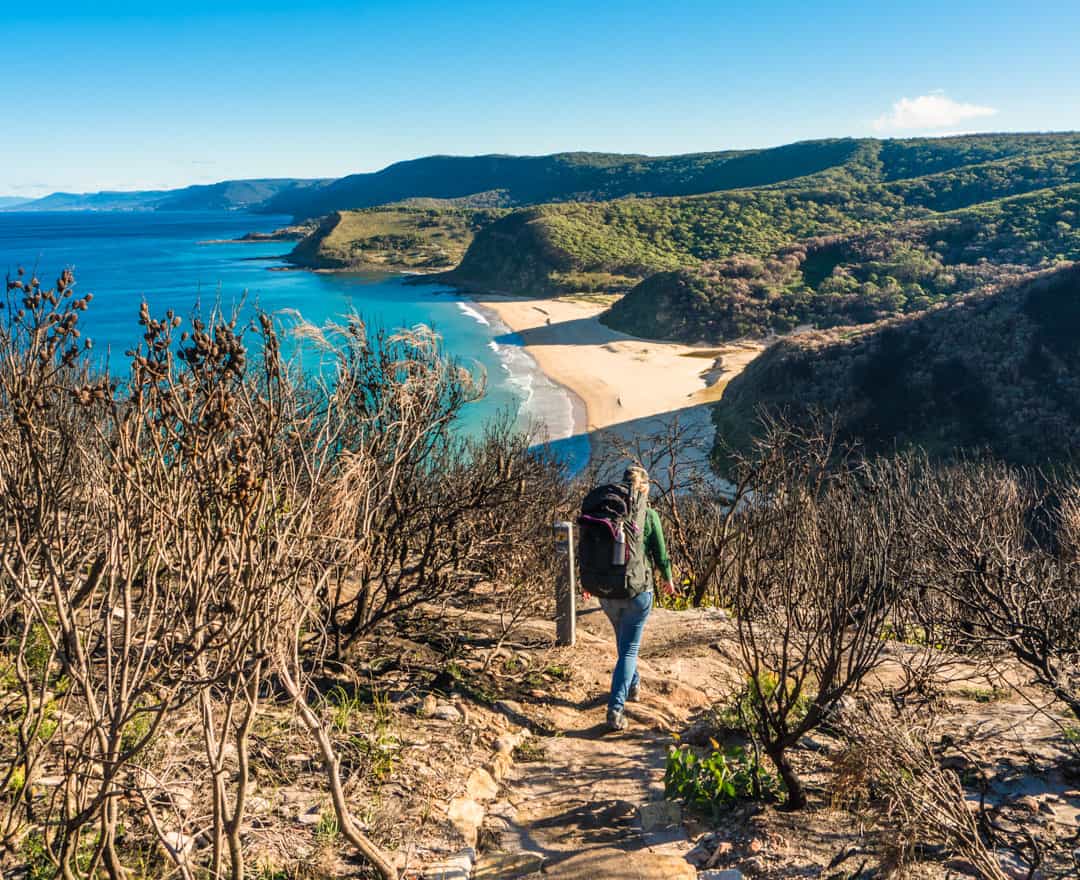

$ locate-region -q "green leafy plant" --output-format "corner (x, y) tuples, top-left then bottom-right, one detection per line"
(500, 655), (526, 675)
(119, 700), (156, 753)
(21, 831), (54, 880)
(664, 740), (780, 821)
(0, 658), (17, 691)
(24, 622), (54, 681)
(543, 664), (573, 682)
(36, 701), (58, 742)
(7, 765), (25, 795)
(879, 622), (944, 649)
(656, 582), (695, 611)
(446, 660), (496, 704)
(524, 664), (573, 689)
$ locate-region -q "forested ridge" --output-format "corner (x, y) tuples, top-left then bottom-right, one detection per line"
(712, 262), (1080, 466)
(265, 138), (870, 218)
(442, 134), (1080, 341)
(603, 183), (1080, 340)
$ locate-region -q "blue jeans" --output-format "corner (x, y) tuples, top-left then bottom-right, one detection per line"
(599, 591), (653, 714)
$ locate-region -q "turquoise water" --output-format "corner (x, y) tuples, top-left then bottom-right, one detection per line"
(0, 211), (586, 462)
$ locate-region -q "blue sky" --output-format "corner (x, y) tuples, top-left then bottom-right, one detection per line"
(3, 0), (1078, 196)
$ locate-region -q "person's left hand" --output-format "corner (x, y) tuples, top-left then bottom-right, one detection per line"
(660, 578), (676, 597)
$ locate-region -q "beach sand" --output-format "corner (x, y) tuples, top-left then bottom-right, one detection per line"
(476, 294), (764, 455)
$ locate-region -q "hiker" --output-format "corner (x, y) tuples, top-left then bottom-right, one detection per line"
(577, 465), (675, 731)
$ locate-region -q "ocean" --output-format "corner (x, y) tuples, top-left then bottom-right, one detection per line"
(0, 211), (587, 466)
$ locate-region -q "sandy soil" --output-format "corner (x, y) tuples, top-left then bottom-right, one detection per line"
(476, 295), (764, 444)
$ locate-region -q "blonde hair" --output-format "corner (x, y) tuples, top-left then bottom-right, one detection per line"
(623, 465), (650, 497)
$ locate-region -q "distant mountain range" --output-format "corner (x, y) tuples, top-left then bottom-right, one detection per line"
(0, 197), (33, 209)
(6, 143), (866, 216)
(10, 135), (1078, 223)
(2, 179), (329, 213)
(6, 142), (867, 216)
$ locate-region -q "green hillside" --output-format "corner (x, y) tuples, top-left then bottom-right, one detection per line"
(442, 135), (1080, 312)
(604, 183), (1080, 341)
(286, 206), (503, 271)
(267, 134), (1080, 219)
(265, 139), (870, 219)
(711, 262), (1080, 467)
(444, 187), (914, 295)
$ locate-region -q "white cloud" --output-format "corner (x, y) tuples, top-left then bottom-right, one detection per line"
(873, 92), (998, 133)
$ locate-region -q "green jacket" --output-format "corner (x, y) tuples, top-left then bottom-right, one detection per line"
(643, 507), (673, 584)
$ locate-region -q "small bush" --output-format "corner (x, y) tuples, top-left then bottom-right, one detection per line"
(718, 672), (814, 734)
(664, 741), (780, 821)
(314, 812), (340, 847)
(512, 739), (548, 763)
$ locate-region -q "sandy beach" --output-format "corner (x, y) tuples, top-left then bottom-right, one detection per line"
(475, 294), (764, 451)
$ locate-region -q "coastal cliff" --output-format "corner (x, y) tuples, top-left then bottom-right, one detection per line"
(286, 206), (502, 271)
(712, 262), (1080, 465)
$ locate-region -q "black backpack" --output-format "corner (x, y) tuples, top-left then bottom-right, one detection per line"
(577, 483), (649, 599)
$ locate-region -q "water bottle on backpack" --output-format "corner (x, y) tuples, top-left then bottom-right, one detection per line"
(612, 521), (626, 566)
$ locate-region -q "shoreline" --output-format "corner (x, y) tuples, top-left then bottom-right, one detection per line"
(469, 300), (590, 442)
(468, 291), (766, 460)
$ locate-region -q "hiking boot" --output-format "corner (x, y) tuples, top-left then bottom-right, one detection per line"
(606, 709), (628, 731)
(627, 681), (640, 702)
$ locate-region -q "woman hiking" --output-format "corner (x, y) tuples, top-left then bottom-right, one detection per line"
(578, 465), (675, 732)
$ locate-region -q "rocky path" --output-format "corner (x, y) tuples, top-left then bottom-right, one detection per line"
(474, 603), (736, 880)
(420, 599), (1080, 880)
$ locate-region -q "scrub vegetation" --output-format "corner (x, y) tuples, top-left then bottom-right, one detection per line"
(713, 262), (1080, 466)
(286, 205), (504, 271)
(4, 271), (1080, 878)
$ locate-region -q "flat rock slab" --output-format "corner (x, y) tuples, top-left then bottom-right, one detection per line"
(467, 767), (500, 802)
(473, 850), (545, 879)
(640, 826), (691, 857)
(447, 797), (484, 847)
(543, 847), (696, 880)
(638, 799), (681, 832)
(423, 847), (475, 880)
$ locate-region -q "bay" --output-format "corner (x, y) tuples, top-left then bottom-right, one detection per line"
(0, 211), (585, 463)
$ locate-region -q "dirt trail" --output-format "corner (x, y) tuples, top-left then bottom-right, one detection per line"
(455, 599), (1080, 880)
(480, 602), (735, 879)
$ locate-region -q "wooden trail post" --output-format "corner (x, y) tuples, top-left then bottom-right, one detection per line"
(553, 521), (576, 647)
